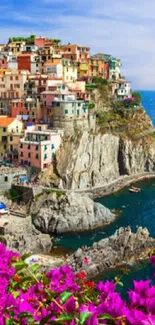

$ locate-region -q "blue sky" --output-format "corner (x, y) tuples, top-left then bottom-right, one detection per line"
(1, 0), (155, 89)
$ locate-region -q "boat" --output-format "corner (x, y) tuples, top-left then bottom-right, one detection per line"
(0, 202), (8, 215)
(129, 186), (141, 193)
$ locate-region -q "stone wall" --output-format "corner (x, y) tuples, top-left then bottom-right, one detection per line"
(0, 169), (27, 193)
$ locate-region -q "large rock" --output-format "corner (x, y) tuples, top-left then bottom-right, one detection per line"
(68, 227), (155, 279)
(0, 214), (52, 254)
(31, 191), (115, 234)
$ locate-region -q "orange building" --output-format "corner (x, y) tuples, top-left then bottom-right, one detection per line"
(88, 57), (109, 79)
(62, 44), (90, 62)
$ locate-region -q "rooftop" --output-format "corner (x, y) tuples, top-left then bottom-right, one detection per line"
(0, 117), (16, 127)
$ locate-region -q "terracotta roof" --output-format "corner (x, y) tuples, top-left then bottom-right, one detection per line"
(0, 117), (15, 127)
(44, 62), (60, 66)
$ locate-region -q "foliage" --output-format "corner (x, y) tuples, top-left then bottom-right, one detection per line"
(88, 103), (95, 110)
(132, 92), (141, 105)
(6, 188), (19, 202)
(47, 39), (61, 45)
(92, 77), (108, 86)
(1, 244), (155, 324)
(45, 189), (66, 198)
(8, 35), (36, 44)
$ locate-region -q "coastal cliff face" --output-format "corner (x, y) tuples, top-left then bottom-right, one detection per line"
(41, 130), (155, 190)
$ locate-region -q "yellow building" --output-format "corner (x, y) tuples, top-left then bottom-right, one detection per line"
(63, 62), (78, 83)
(7, 41), (25, 54)
(78, 62), (89, 78)
(0, 117), (23, 159)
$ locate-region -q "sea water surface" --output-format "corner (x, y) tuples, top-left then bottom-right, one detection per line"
(57, 91), (155, 292)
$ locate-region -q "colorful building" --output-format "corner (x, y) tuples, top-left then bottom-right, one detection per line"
(17, 53), (40, 73)
(62, 44), (90, 62)
(0, 116), (23, 160)
(19, 124), (63, 170)
(112, 80), (131, 100)
(43, 62), (63, 78)
(11, 98), (42, 124)
(63, 61), (78, 82)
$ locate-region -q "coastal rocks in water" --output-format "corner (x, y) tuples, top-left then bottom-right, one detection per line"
(0, 214), (52, 254)
(68, 227), (155, 279)
(31, 191), (115, 234)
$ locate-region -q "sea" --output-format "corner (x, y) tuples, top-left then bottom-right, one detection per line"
(57, 91), (155, 293)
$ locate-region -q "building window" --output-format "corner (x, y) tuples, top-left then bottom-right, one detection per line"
(20, 152), (23, 157)
(10, 145), (13, 151)
(72, 103), (75, 107)
(44, 154), (47, 159)
(28, 144), (31, 149)
(51, 144), (55, 149)
(44, 145), (47, 150)
(36, 145), (38, 150)
(28, 153), (31, 158)
(52, 153), (56, 159)
(4, 144), (7, 149)
(35, 154), (39, 159)
(78, 103), (81, 107)
(56, 102), (60, 107)
(64, 109), (68, 114)
(15, 76), (18, 81)
(3, 128), (6, 132)
(10, 76), (13, 81)
(20, 143), (23, 149)
(4, 176), (8, 182)
(10, 136), (13, 141)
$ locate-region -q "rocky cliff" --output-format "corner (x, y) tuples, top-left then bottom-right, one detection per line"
(68, 227), (155, 278)
(31, 191), (115, 234)
(39, 106), (155, 190)
(0, 214), (52, 254)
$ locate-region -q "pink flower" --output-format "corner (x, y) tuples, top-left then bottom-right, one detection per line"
(83, 257), (89, 264)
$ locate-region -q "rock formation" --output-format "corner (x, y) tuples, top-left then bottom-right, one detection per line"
(0, 214), (52, 254)
(68, 227), (155, 279)
(31, 191), (115, 234)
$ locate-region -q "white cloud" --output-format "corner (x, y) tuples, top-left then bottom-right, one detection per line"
(2, 0), (155, 89)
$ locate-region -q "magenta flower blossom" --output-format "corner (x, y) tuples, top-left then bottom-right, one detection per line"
(150, 256), (155, 265)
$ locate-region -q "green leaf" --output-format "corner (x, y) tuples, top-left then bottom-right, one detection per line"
(99, 313), (114, 320)
(18, 312), (33, 319)
(31, 264), (40, 272)
(14, 260), (27, 272)
(56, 314), (72, 322)
(12, 291), (20, 299)
(118, 281), (124, 287)
(79, 312), (92, 325)
(6, 319), (13, 325)
(60, 291), (72, 304)
(21, 253), (31, 261)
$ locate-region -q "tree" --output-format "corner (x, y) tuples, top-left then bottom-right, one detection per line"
(132, 92), (141, 105)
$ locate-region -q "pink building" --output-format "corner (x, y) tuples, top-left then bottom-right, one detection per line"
(18, 124), (63, 170)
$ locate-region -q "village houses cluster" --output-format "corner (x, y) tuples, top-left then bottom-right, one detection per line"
(0, 35), (131, 170)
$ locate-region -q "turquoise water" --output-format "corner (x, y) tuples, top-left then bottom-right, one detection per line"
(57, 91), (155, 290)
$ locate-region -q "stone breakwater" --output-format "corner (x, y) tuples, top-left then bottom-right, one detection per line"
(30, 191), (115, 234)
(68, 227), (155, 279)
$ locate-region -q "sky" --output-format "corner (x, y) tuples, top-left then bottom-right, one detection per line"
(1, 0), (155, 89)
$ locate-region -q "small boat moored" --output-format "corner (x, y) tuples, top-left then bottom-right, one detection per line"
(129, 186), (141, 193)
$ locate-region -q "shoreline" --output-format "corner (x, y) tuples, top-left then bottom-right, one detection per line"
(75, 172), (155, 199)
